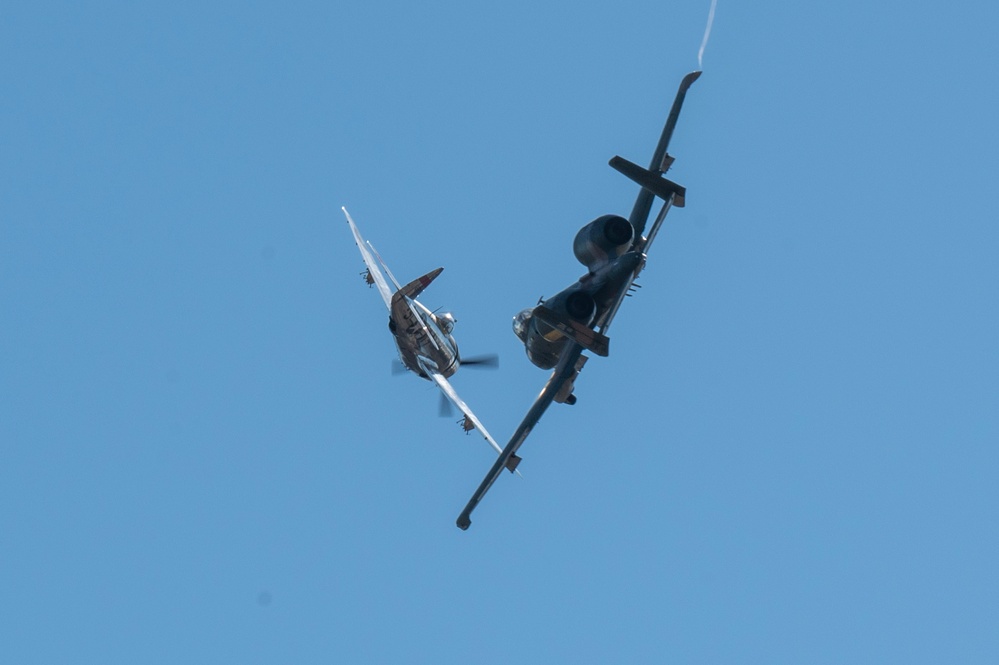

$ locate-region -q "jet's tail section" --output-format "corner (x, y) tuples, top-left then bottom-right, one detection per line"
(609, 156), (686, 208)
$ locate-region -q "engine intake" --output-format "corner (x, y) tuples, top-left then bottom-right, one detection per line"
(541, 289), (596, 327)
(573, 214), (634, 270)
(565, 291), (596, 322)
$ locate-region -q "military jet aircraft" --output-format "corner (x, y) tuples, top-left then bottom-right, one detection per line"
(456, 71), (702, 530)
(343, 207), (503, 455)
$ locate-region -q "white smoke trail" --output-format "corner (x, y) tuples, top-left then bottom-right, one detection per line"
(697, 0), (718, 69)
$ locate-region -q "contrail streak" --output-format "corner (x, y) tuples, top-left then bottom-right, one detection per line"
(697, 0), (717, 69)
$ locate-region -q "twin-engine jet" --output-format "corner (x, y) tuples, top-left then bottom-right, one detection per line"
(456, 71), (702, 530)
(343, 207), (502, 456)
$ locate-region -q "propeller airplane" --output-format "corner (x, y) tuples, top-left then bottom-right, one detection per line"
(343, 207), (502, 455)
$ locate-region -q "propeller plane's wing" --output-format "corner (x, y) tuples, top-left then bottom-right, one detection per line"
(343, 206), (503, 463)
(417, 356), (505, 457)
(368, 240), (403, 292)
(343, 206), (394, 310)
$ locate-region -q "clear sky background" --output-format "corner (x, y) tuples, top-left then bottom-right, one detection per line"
(3, 1), (998, 662)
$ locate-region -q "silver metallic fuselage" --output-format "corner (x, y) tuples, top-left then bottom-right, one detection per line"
(391, 296), (460, 379)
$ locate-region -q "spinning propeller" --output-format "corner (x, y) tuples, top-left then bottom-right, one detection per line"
(458, 354), (499, 369)
(437, 354), (499, 417)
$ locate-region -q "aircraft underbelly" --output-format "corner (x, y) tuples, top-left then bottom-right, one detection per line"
(391, 325), (458, 379)
(524, 330), (565, 370)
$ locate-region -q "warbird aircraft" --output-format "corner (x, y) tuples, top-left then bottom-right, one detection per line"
(343, 207), (503, 455)
(456, 71), (702, 530)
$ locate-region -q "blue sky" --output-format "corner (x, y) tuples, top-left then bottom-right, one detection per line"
(3, 1), (998, 662)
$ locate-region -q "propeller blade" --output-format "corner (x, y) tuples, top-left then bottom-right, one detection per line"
(460, 354), (499, 369)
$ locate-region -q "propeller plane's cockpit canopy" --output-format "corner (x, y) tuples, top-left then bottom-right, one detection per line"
(437, 312), (456, 335)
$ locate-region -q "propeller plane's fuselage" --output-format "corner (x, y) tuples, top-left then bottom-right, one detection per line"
(389, 296), (460, 379)
(343, 206), (503, 456)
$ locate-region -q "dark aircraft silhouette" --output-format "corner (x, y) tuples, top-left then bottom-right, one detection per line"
(457, 71), (702, 530)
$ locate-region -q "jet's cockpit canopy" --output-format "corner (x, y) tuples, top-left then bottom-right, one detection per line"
(438, 312), (456, 335)
(512, 308), (534, 342)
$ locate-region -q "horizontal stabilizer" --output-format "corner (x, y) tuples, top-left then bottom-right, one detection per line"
(396, 267), (443, 301)
(610, 156), (686, 207)
(533, 306), (609, 357)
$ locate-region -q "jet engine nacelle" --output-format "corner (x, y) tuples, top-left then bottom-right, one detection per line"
(519, 289), (596, 369)
(544, 289), (597, 327)
(572, 214), (634, 271)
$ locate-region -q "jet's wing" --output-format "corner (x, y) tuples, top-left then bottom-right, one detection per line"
(626, 70), (700, 238)
(417, 356), (504, 457)
(456, 344), (586, 530)
(456, 72), (702, 530)
(342, 206), (394, 310)
(598, 71), (700, 334)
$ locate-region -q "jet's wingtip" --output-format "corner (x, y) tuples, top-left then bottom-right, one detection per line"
(681, 71), (702, 89)
(456, 516), (471, 531)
